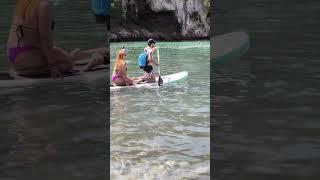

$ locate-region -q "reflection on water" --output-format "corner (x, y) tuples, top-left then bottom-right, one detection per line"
(213, 0), (320, 179)
(1, 84), (107, 179)
(0, 0), (107, 179)
(111, 41), (210, 179)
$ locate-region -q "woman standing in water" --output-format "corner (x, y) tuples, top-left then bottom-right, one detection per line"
(6, 0), (105, 78)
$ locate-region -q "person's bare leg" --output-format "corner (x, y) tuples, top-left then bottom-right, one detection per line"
(12, 47), (102, 76)
(151, 73), (157, 83)
(71, 47), (107, 60)
(51, 47), (77, 73)
(53, 47), (93, 63)
(68, 47), (107, 72)
(135, 72), (147, 84)
(83, 53), (105, 72)
(132, 77), (140, 81)
(70, 48), (81, 60)
(125, 77), (134, 85)
(51, 47), (107, 72)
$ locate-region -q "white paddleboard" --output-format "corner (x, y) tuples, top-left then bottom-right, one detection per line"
(110, 71), (188, 90)
(212, 31), (250, 64)
(0, 62), (108, 88)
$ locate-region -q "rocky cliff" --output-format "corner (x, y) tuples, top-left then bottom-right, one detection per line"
(110, 0), (210, 41)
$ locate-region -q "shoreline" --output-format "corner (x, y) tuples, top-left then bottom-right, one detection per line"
(110, 38), (210, 43)
(110, 33), (209, 42)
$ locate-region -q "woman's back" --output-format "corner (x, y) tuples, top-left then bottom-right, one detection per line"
(113, 61), (125, 77)
(7, 16), (40, 48)
(7, 0), (53, 49)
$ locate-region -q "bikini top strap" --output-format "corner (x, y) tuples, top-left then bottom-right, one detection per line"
(15, 25), (24, 47)
(12, 20), (54, 47)
(12, 23), (36, 47)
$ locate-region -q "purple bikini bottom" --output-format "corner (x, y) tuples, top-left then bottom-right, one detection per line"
(7, 46), (37, 64)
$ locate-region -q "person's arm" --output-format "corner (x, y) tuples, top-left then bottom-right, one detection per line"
(148, 59), (157, 66)
(147, 49), (159, 66)
(152, 46), (158, 52)
(37, 1), (54, 65)
(153, 47), (160, 66)
(38, 1), (62, 78)
(122, 62), (129, 85)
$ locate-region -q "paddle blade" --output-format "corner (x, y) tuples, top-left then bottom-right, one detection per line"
(158, 76), (163, 86)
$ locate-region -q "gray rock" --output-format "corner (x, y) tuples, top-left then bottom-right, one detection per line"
(112, 0), (209, 41)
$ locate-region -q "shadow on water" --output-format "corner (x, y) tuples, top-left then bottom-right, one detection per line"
(0, 84), (107, 179)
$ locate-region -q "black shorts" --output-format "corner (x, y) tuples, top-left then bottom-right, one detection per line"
(143, 65), (153, 73)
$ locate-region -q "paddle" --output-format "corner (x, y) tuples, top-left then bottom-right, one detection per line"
(157, 47), (163, 86)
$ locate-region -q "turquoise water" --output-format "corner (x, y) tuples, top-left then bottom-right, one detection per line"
(110, 41), (210, 179)
(0, 1), (107, 179)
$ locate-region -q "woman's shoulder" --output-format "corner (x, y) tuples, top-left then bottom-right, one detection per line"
(117, 60), (126, 67)
(37, 0), (51, 13)
(122, 61), (128, 65)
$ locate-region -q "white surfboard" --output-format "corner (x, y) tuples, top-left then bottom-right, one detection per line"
(110, 71), (188, 90)
(0, 60), (108, 88)
(212, 31), (250, 64)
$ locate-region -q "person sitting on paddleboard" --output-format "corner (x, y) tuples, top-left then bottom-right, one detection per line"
(139, 39), (160, 83)
(112, 48), (134, 86)
(6, 0), (105, 78)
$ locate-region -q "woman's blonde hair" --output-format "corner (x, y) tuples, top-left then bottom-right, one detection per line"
(113, 49), (126, 75)
(16, 0), (40, 20)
